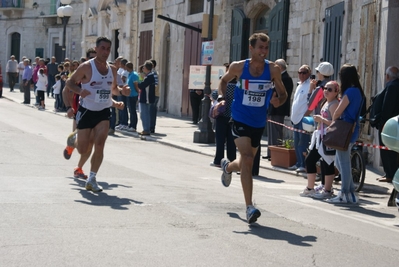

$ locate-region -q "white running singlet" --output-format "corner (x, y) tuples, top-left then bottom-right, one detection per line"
(80, 59), (113, 111)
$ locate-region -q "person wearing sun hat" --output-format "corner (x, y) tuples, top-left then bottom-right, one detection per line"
(307, 62), (334, 113)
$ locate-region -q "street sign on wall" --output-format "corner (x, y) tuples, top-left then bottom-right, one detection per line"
(188, 65), (225, 90)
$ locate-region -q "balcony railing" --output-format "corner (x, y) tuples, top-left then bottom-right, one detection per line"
(0, 0), (22, 8)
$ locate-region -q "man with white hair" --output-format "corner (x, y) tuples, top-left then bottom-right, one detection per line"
(6, 55), (18, 92)
(377, 66), (399, 183)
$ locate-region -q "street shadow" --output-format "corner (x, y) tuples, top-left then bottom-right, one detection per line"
(339, 205), (396, 219)
(361, 183), (391, 194)
(69, 177), (143, 210)
(228, 212), (317, 246)
(253, 175), (285, 184)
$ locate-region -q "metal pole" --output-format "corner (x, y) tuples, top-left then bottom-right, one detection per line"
(62, 17), (69, 61)
(193, 0), (215, 144)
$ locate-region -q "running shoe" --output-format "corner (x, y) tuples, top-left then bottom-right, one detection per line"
(74, 167), (87, 179)
(85, 177), (103, 192)
(299, 188), (315, 197)
(246, 205), (261, 224)
(63, 146), (74, 160)
(67, 130), (77, 147)
(220, 158), (232, 187)
(326, 191), (348, 203)
(312, 188), (333, 199)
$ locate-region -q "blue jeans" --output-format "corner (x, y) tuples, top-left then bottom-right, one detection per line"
(150, 96), (159, 132)
(335, 143), (355, 194)
(118, 95), (128, 125)
(139, 103), (151, 132)
(127, 96), (138, 129)
(293, 122), (310, 168)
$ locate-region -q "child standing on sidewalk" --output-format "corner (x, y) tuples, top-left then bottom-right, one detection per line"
(52, 74), (62, 112)
(36, 68), (47, 110)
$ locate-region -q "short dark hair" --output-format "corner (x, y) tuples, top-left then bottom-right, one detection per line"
(96, 36), (112, 47)
(144, 60), (153, 71)
(150, 59), (157, 68)
(86, 47), (96, 58)
(55, 74), (61, 80)
(249, 33), (270, 48)
(126, 62), (133, 70)
(121, 59), (128, 66)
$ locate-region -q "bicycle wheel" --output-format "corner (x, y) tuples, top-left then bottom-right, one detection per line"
(351, 150), (366, 192)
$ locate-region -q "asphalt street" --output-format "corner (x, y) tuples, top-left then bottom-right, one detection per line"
(0, 88), (398, 267)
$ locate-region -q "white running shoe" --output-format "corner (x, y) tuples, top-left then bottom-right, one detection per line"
(300, 188), (315, 197)
(220, 158), (232, 187)
(312, 189), (333, 199)
(85, 178), (103, 192)
(327, 191), (348, 203)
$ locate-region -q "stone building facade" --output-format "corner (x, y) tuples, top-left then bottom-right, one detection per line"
(0, 0), (83, 67)
(2, 0), (398, 169)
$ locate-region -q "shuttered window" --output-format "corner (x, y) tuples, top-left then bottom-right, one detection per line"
(189, 0), (204, 15)
(142, 9), (153, 23)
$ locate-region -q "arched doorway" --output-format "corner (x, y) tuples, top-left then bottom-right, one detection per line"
(11, 32), (21, 61)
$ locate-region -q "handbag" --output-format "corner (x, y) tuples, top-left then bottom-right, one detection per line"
(323, 119), (354, 151)
(323, 97), (364, 151)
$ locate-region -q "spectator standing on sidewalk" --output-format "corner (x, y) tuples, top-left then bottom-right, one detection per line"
(150, 59), (159, 133)
(265, 59), (293, 160)
(376, 66), (399, 183)
(21, 59), (32, 104)
(138, 60), (156, 136)
(289, 65), (312, 173)
(218, 33), (287, 224)
(190, 89), (204, 124)
(126, 62), (140, 132)
(46, 56), (59, 98)
(18, 56), (26, 90)
(115, 57), (129, 131)
(6, 55), (18, 92)
(52, 74), (62, 111)
(210, 62), (236, 167)
(36, 68), (48, 110)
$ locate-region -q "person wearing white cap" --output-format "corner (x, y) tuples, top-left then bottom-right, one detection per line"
(307, 62), (334, 114)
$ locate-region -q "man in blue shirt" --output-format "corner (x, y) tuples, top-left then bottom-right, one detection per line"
(22, 59), (33, 104)
(126, 62), (140, 132)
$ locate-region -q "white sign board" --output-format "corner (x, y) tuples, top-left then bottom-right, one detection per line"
(188, 65), (225, 90)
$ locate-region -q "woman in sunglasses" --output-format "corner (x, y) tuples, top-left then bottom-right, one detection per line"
(300, 81), (340, 198)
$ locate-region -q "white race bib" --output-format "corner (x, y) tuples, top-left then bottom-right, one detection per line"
(94, 89), (110, 103)
(242, 91), (266, 107)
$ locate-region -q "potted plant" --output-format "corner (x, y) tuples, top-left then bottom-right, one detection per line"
(269, 139), (297, 168)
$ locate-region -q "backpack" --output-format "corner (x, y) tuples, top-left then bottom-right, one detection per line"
(368, 89), (386, 129)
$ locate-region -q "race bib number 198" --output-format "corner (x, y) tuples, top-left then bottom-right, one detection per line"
(242, 91), (266, 107)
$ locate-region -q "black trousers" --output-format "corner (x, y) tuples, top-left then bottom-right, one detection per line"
(379, 130), (399, 179)
(8, 72), (17, 91)
(190, 90), (203, 123)
(22, 79), (31, 104)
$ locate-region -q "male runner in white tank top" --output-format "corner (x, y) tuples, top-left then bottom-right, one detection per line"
(65, 36), (131, 192)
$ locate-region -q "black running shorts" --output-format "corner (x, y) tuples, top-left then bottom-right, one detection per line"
(76, 106), (111, 130)
(230, 119), (265, 148)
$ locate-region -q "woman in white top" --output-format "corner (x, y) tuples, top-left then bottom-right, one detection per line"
(36, 68), (48, 110)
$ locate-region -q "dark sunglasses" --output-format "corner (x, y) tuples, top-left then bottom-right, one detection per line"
(298, 71), (308, 75)
(323, 87), (335, 92)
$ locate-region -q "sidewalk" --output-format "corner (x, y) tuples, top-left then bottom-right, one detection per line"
(0, 85), (383, 183)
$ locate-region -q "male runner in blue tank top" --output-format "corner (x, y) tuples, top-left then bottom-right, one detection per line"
(66, 36), (130, 192)
(218, 33), (287, 224)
